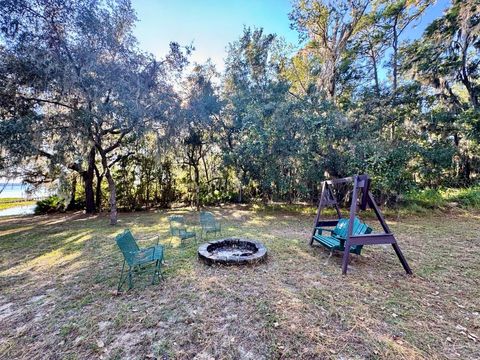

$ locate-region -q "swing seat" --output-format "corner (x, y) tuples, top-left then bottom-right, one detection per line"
(312, 217), (372, 255)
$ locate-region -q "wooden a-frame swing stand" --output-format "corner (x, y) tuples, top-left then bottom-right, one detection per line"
(310, 174), (413, 275)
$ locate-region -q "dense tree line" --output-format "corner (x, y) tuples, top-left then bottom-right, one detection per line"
(1, 0), (479, 224)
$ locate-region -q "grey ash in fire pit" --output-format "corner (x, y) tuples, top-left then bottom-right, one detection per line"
(198, 238), (267, 265)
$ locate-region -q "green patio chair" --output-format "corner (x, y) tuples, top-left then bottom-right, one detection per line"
(115, 229), (164, 291)
(168, 215), (197, 243)
(199, 211), (221, 239)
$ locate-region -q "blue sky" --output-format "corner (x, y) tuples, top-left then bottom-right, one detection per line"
(132, 0), (451, 73)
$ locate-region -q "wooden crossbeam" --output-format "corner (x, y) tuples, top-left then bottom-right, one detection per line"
(324, 175), (369, 189)
(348, 233), (396, 245)
(324, 177), (353, 185)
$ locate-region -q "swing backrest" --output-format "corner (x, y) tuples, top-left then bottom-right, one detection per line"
(333, 217), (371, 239)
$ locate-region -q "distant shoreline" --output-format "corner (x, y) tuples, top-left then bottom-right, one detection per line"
(0, 183), (49, 199)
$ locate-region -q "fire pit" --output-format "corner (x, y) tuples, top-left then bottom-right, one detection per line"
(198, 238), (267, 265)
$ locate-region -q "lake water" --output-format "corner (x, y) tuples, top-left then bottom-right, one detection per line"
(0, 204), (36, 217)
(0, 183), (49, 217)
(0, 183), (49, 199)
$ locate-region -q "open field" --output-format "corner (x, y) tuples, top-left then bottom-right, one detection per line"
(0, 206), (479, 359)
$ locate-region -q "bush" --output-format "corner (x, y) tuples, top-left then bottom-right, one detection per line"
(200, 189), (236, 205)
(404, 186), (480, 210)
(404, 189), (446, 209)
(444, 187), (480, 208)
(34, 195), (66, 215)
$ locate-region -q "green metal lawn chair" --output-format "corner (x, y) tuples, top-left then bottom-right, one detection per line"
(199, 211), (221, 239)
(168, 215), (197, 243)
(115, 229), (164, 291)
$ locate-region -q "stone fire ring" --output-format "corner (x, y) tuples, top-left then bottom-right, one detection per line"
(198, 238), (267, 265)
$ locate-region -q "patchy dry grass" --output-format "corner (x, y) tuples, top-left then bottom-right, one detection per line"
(0, 205), (479, 359)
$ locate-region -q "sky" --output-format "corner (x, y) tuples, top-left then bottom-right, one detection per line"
(132, 0), (451, 73)
(132, 0), (295, 71)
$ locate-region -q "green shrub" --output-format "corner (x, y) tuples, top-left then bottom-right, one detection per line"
(34, 195), (66, 215)
(404, 186), (480, 210)
(200, 189), (236, 205)
(404, 189), (446, 209)
(444, 187), (480, 208)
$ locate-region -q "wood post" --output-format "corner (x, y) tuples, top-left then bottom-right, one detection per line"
(342, 176), (358, 274)
(367, 191), (412, 274)
(392, 243), (413, 274)
(310, 181), (326, 245)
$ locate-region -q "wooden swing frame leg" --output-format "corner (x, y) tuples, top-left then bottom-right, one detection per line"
(392, 243), (413, 274)
(342, 243), (351, 275)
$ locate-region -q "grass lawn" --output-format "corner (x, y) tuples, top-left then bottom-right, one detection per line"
(0, 198), (36, 211)
(0, 205), (479, 359)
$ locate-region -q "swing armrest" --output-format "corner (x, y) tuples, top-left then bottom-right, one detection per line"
(315, 227), (334, 235)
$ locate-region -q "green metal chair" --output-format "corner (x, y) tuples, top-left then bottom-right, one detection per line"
(168, 215), (197, 243)
(115, 229), (164, 291)
(199, 211), (221, 239)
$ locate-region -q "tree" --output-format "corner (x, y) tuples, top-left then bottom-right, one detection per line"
(289, 0), (370, 101)
(380, 0), (430, 93)
(402, 0), (480, 185)
(402, 0), (480, 110)
(180, 62), (221, 210)
(222, 27), (280, 201)
(353, 10), (389, 96)
(1, 0), (479, 212)
(0, 0), (188, 224)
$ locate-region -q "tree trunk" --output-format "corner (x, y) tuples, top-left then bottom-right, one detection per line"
(327, 59), (336, 101)
(460, 155), (471, 185)
(193, 163), (200, 211)
(98, 149), (117, 225)
(460, 70), (479, 110)
(370, 46), (380, 97)
(146, 172), (150, 209)
(105, 168), (117, 225)
(459, 34), (479, 110)
(317, 55), (337, 102)
(392, 18), (399, 94)
(390, 23), (399, 142)
(94, 165), (103, 211)
(83, 147), (96, 214)
(67, 175), (77, 211)
(202, 156), (209, 183)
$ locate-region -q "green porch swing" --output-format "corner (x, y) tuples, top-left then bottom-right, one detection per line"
(310, 174), (413, 275)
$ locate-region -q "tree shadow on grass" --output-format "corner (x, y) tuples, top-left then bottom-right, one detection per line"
(0, 230), (94, 273)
